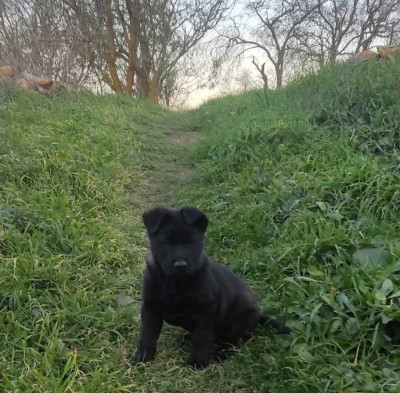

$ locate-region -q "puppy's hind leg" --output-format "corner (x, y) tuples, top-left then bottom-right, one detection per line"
(214, 310), (259, 362)
(214, 341), (237, 362)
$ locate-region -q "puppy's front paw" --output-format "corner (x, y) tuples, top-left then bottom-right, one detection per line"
(129, 347), (156, 365)
(185, 354), (209, 369)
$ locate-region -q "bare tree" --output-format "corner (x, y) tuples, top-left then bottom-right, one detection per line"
(251, 56), (268, 88)
(158, 42), (215, 108)
(292, 0), (359, 66)
(60, 0), (137, 94)
(225, 0), (318, 88)
(354, 0), (400, 53)
(61, 0), (233, 104)
(220, 0), (399, 90)
(293, 0), (400, 68)
(234, 67), (257, 91)
(0, 0), (92, 85)
(387, 10), (400, 45)
(137, 0), (235, 104)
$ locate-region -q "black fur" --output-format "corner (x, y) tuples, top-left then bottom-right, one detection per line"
(130, 206), (290, 369)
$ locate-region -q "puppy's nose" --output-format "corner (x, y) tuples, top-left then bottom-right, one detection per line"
(173, 260), (188, 268)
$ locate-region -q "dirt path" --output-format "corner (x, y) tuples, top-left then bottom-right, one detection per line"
(120, 117), (252, 393)
(165, 130), (199, 146)
(134, 118), (200, 209)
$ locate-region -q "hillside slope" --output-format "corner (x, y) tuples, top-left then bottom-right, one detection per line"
(0, 87), (216, 392)
(1, 60), (400, 393)
(176, 60), (400, 392)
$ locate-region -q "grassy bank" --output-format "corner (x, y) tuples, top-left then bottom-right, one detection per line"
(176, 60), (400, 392)
(0, 87), (211, 392)
(1, 59), (400, 393)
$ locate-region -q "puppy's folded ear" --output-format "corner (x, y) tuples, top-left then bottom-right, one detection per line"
(180, 207), (208, 232)
(142, 207), (170, 235)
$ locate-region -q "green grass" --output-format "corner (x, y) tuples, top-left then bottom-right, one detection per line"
(175, 60), (400, 392)
(0, 86), (221, 392)
(1, 59), (400, 392)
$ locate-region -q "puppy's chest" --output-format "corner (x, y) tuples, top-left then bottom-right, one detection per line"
(161, 297), (194, 328)
(161, 288), (212, 328)
(163, 289), (202, 311)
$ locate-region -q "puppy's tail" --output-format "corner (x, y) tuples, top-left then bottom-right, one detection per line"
(259, 313), (291, 335)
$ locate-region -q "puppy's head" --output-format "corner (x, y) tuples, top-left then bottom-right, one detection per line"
(143, 206), (208, 277)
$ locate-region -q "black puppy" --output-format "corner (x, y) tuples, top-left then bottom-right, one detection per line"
(130, 206), (289, 368)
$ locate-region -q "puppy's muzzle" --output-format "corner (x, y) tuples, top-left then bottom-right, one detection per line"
(173, 260), (188, 269)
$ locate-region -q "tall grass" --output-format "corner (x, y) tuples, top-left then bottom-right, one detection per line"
(0, 88), (179, 392)
(1, 85), (259, 393)
(1, 60), (400, 392)
(176, 60), (400, 392)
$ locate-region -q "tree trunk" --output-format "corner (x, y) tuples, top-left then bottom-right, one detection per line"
(252, 57), (268, 89)
(275, 64), (283, 88)
(124, 0), (140, 95)
(149, 78), (159, 105)
(104, 0), (123, 93)
(136, 70), (149, 97)
(136, 72), (159, 104)
(275, 52), (284, 88)
(104, 60), (123, 93)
